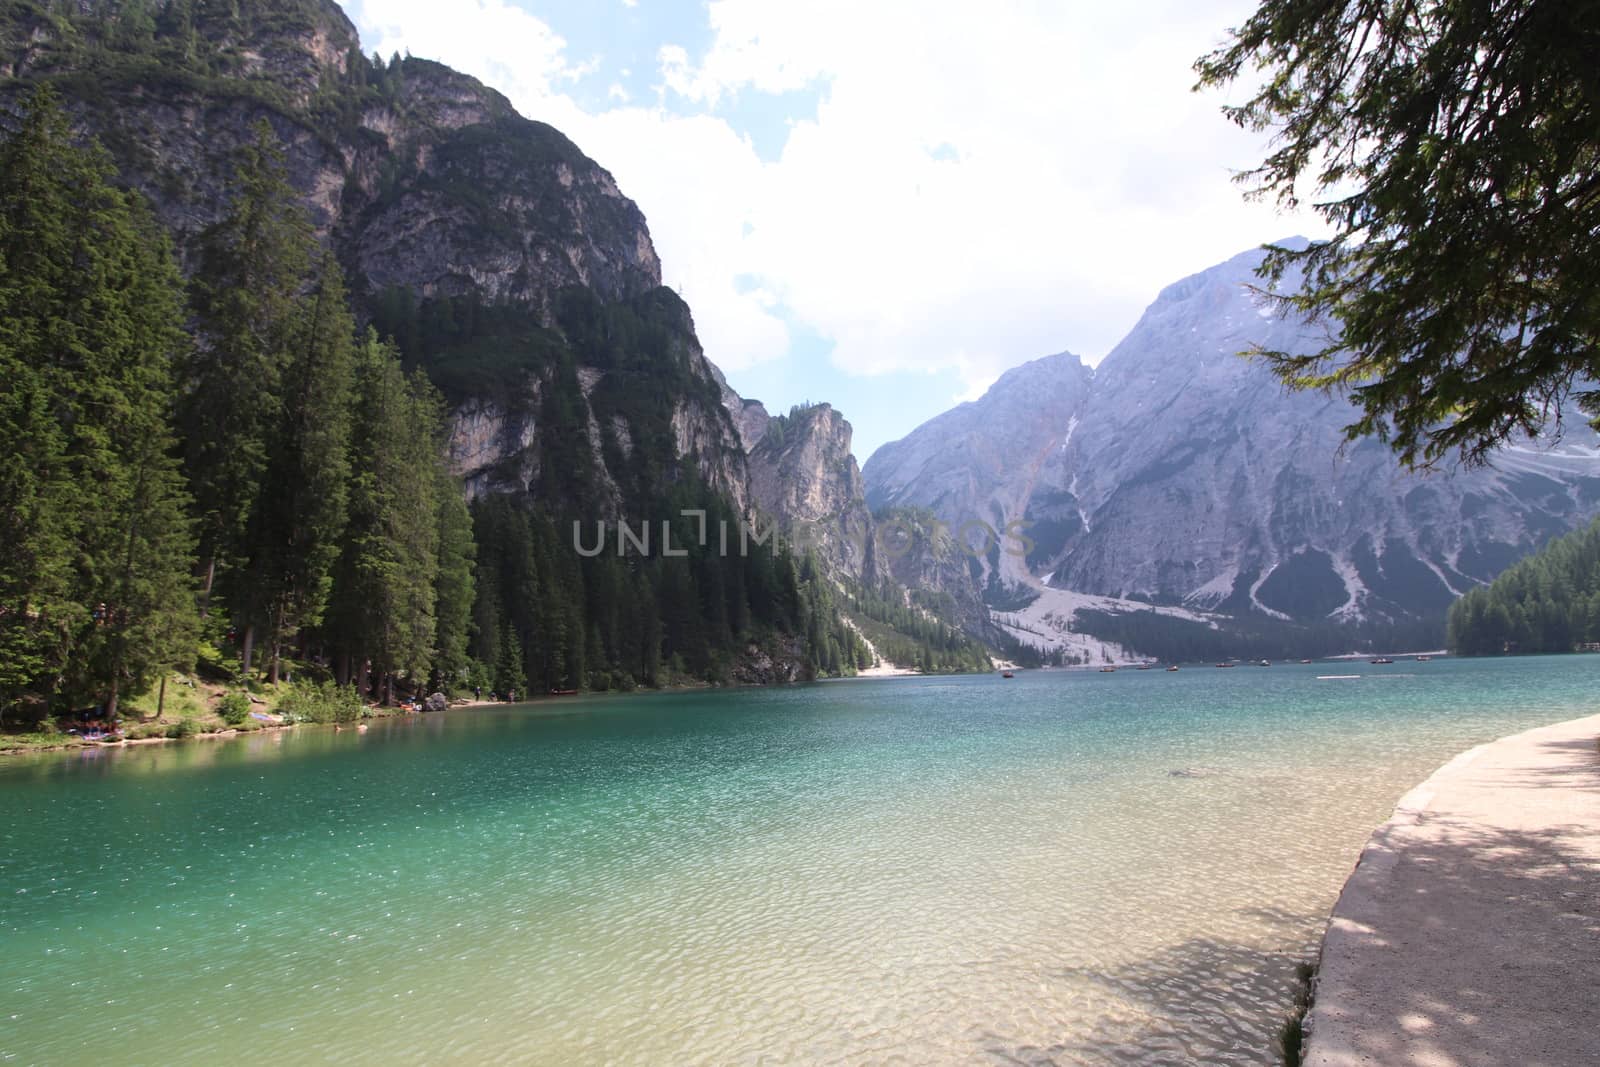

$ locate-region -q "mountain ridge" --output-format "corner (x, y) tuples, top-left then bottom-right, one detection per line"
(864, 241), (1600, 658)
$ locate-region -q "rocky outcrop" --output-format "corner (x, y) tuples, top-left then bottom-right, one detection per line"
(734, 402), (1008, 649)
(0, 8), (660, 315)
(727, 634), (809, 685)
(865, 242), (1600, 625)
(709, 362), (770, 452)
(4, 0), (744, 524)
(745, 404), (876, 581)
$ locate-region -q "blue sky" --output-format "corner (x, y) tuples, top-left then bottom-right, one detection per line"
(345, 0), (1323, 461)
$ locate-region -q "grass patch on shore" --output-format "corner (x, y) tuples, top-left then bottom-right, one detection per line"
(0, 731), (98, 751)
(123, 674), (208, 721)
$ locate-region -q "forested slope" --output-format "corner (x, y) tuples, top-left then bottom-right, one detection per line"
(1449, 518), (1600, 656)
(0, 0), (897, 726)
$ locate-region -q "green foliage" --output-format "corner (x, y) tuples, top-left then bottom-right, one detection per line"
(1196, 2), (1600, 467)
(218, 691), (251, 726)
(276, 679), (362, 724)
(844, 581), (991, 674)
(493, 622), (526, 698)
(182, 120), (314, 649)
(0, 88), (198, 716)
(248, 252), (358, 682)
(0, 50), (881, 713)
(762, 402), (823, 449)
(1448, 517), (1600, 655)
(432, 471), (477, 689)
(323, 336), (445, 694)
(166, 716), (197, 739)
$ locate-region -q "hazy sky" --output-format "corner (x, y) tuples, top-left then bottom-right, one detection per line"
(344, 0), (1326, 460)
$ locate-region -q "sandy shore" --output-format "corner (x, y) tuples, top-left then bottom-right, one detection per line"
(1305, 712), (1600, 1066)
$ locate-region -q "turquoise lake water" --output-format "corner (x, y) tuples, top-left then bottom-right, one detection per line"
(4, 656), (1598, 1064)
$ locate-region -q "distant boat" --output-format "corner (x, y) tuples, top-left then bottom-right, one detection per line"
(1099, 666), (1116, 673)
(1415, 655), (1432, 662)
(1001, 670), (1015, 678)
(1369, 657), (1394, 665)
(550, 688), (580, 696)
(1215, 662), (1236, 668)
(1257, 660), (1271, 667)
(1135, 664), (1152, 671)
(1299, 659), (1313, 664)
(1166, 665), (1179, 672)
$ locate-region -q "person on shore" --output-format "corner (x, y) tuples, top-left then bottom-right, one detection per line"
(474, 685), (482, 702)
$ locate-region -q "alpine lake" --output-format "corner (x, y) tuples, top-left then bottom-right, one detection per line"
(4, 655), (1596, 1064)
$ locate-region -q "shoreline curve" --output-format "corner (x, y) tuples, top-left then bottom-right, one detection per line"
(1304, 711), (1600, 1066)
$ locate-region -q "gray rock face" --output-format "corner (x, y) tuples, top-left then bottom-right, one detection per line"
(865, 243), (1600, 623)
(745, 404), (876, 582)
(4, 0), (746, 522)
(3, 62), (660, 319)
(734, 401), (1006, 646)
(708, 362), (771, 452)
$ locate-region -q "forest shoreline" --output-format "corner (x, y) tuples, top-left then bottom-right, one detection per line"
(0, 698), (487, 756)
(0, 668), (978, 756)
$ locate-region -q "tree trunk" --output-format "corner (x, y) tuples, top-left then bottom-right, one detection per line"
(155, 673), (167, 720)
(106, 675), (120, 719)
(241, 622), (256, 679)
(269, 597), (287, 685)
(199, 556), (215, 617)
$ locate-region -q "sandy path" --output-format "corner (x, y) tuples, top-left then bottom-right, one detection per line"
(1305, 712), (1600, 1066)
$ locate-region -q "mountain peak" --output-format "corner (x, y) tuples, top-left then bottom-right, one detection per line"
(863, 241), (1600, 645)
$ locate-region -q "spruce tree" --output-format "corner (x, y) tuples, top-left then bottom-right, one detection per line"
(432, 471), (477, 691)
(183, 120), (313, 670)
(253, 253), (357, 683)
(0, 89), (197, 718)
(326, 336), (442, 702)
(494, 621), (526, 698)
(0, 93), (79, 714)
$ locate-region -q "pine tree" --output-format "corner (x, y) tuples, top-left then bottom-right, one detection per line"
(432, 470), (477, 691)
(253, 253), (357, 682)
(325, 336), (442, 702)
(0, 92), (83, 713)
(494, 621), (526, 698)
(182, 119), (313, 670)
(0, 89), (198, 718)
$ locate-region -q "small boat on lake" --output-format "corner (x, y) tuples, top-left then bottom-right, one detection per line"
(1099, 666), (1116, 673)
(1415, 655), (1432, 662)
(1166, 665), (1179, 672)
(1215, 662), (1236, 668)
(1001, 670), (1015, 678)
(1369, 657), (1394, 665)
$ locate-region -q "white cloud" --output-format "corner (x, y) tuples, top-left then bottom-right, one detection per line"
(347, 0), (1326, 399)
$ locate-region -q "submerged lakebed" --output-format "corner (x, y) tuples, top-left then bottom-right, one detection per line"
(3, 656), (1597, 1064)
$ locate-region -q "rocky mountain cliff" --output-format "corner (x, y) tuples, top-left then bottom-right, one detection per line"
(1, 0), (752, 517)
(1, 0), (1003, 677)
(745, 404), (877, 581)
(865, 243), (1600, 652)
(734, 401), (1005, 651)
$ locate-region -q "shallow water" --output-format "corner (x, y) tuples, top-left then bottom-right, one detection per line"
(3, 656), (1596, 1064)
